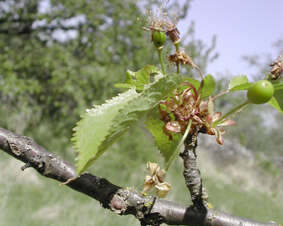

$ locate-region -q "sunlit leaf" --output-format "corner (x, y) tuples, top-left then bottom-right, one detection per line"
(229, 75), (249, 90)
(72, 89), (137, 174)
(201, 74), (216, 98)
(72, 74), (182, 174)
(268, 96), (283, 115)
(229, 83), (252, 91)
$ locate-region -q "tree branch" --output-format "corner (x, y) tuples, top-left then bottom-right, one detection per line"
(0, 127), (278, 226)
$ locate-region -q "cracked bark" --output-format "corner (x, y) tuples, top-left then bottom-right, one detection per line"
(0, 127), (279, 226)
(180, 132), (208, 211)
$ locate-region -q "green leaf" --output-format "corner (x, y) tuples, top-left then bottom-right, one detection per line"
(274, 82), (283, 91)
(104, 74), (182, 150)
(114, 65), (161, 91)
(145, 108), (182, 169)
(229, 82), (252, 91)
(183, 77), (201, 89)
(268, 96), (283, 115)
(72, 89), (138, 174)
(201, 74), (216, 98)
(228, 75), (249, 90)
(114, 83), (133, 89)
(268, 82), (283, 114)
(72, 74), (182, 174)
(273, 84), (283, 114)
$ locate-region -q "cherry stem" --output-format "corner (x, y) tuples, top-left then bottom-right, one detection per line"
(165, 119), (192, 171)
(212, 100), (249, 127)
(157, 47), (166, 75)
(211, 89), (230, 101)
(174, 42), (180, 74)
(196, 66), (204, 81)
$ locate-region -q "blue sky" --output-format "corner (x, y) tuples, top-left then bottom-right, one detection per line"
(179, 0), (283, 77)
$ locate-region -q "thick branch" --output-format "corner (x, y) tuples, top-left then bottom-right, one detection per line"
(0, 127), (278, 226)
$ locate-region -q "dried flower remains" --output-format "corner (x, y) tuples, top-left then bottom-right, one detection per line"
(159, 83), (235, 145)
(143, 162), (171, 198)
(270, 55), (283, 80)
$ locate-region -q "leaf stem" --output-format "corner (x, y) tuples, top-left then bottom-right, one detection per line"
(165, 119), (192, 171)
(157, 48), (166, 75)
(211, 89), (230, 101)
(213, 100), (249, 126)
(174, 42), (180, 74)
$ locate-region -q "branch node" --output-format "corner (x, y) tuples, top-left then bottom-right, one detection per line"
(21, 162), (31, 171)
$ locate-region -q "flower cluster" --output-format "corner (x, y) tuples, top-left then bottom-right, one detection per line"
(159, 83), (235, 145)
(168, 50), (197, 68)
(143, 162), (171, 198)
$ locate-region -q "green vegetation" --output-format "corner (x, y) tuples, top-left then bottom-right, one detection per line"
(0, 0), (283, 225)
(0, 0), (214, 155)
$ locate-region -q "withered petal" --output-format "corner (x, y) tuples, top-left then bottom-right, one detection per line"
(155, 182), (171, 198)
(165, 121), (181, 133)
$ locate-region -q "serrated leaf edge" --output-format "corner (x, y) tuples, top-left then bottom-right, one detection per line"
(72, 88), (137, 173)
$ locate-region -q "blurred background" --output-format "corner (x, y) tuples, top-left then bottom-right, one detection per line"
(0, 0), (282, 225)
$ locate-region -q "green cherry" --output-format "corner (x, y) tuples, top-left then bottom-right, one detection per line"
(247, 80), (274, 104)
(152, 31), (166, 48)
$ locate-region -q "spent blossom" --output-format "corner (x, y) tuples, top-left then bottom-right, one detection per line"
(159, 83), (235, 145)
(270, 55), (283, 80)
(143, 162), (171, 198)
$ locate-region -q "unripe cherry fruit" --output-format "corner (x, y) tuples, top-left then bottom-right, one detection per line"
(152, 31), (166, 48)
(247, 80), (274, 104)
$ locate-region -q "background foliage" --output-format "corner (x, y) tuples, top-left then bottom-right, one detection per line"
(0, 0), (282, 225)
(0, 0), (216, 154)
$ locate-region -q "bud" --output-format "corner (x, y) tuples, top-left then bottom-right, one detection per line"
(152, 30), (166, 48)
